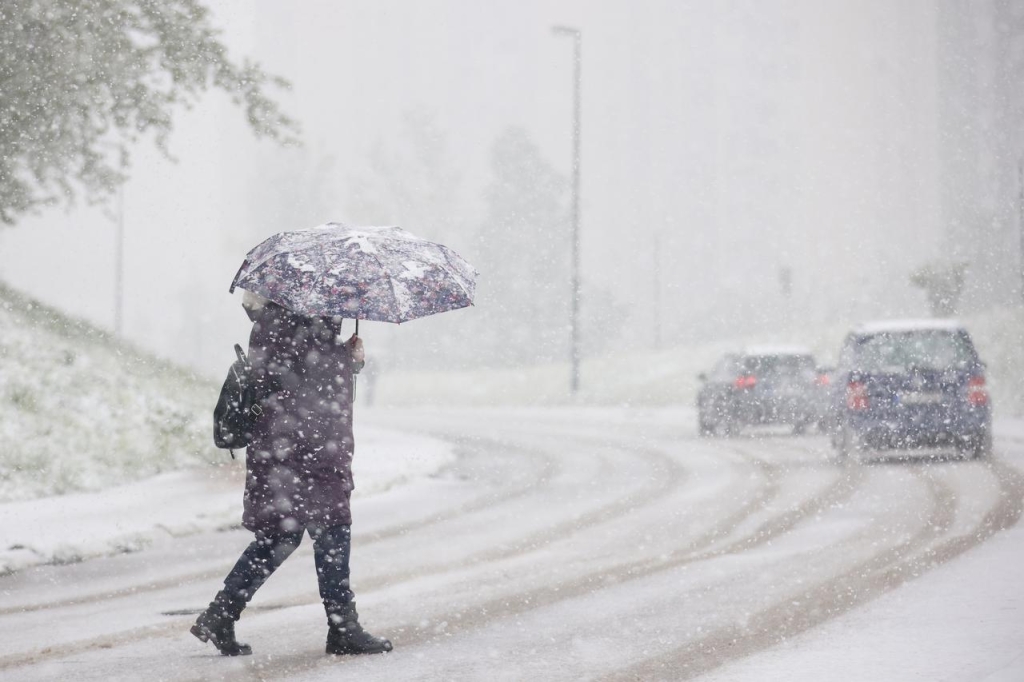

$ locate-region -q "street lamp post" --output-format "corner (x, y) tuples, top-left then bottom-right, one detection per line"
(1019, 159), (1024, 306)
(552, 24), (582, 394)
(114, 180), (124, 335)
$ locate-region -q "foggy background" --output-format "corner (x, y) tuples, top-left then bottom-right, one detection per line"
(0, 0), (1018, 385)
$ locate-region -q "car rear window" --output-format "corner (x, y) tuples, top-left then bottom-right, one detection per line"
(741, 355), (815, 376)
(710, 355), (741, 380)
(853, 330), (977, 372)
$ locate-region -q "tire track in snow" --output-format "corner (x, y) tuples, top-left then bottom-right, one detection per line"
(0, 420), (864, 678)
(0, 417), (740, 673)
(349, 421), (694, 588)
(887, 458), (1024, 575)
(0, 420), (686, 670)
(78, 449), (1008, 682)
(203, 433), (867, 681)
(655, 451), (864, 570)
(0, 439), (548, 670)
(0, 415), (653, 618)
(604, 458), (1023, 681)
(0, 435), (554, 618)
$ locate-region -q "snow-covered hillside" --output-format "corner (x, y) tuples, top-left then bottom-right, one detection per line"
(0, 282), (457, 573)
(0, 282), (217, 502)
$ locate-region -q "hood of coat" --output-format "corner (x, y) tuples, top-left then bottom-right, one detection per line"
(242, 291), (347, 338)
(242, 290), (275, 322)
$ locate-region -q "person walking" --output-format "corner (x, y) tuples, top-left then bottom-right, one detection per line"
(191, 291), (392, 657)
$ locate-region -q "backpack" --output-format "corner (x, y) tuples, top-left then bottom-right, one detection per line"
(213, 344), (265, 458)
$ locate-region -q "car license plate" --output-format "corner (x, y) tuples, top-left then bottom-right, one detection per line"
(899, 391), (942, 405)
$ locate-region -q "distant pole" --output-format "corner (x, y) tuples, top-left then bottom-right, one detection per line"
(1019, 160), (1024, 306)
(114, 180), (125, 335)
(553, 24), (582, 394)
(653, 230), (662, 349)
(779, 264), (793, 332)
(779, 265), (793, 298)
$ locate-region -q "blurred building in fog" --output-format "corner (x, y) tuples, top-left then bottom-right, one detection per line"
(938, 0), (1024, 311)
(644, 1), (943, 345)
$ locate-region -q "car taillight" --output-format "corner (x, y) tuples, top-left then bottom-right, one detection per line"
(734, 375), (757, 389)
(846, 381), (869, 410)
(967, 376), (989, 406)
(815, 373), (831, 387)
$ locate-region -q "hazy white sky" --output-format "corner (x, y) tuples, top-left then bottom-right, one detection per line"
(0, 0), (948, 376)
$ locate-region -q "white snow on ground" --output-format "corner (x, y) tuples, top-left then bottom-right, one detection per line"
(705, 520), (1024, 682)
(708, 450), (1024, 679)
(0, 426), (454, 575)
(0, 408), (1022, 681)
(701, 420), (1024, 682)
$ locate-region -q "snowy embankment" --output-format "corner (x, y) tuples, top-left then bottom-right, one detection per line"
(0, 283), (454, 574)
(0, 427), (453, 575)
(0, 281), (214, 502)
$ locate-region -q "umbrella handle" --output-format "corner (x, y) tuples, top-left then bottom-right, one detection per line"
(355, 318), (359, 336)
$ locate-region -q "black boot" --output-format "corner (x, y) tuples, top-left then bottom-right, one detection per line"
(190, 591), (252, 656)
(325, 601), (392, 655)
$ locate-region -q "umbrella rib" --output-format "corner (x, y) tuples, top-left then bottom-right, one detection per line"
(234, 258), (287, 307)
(366, 250), (404, 323)
(437, 246), (475, 300)
(228, 259), (249, 293)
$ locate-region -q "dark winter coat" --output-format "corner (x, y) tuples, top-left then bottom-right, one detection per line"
(241, 303), (361, 535)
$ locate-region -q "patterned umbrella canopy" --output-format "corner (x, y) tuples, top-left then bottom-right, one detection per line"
(229, 223), (476, 323)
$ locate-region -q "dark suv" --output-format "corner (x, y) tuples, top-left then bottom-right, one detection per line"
(828, 321), (991, 460)
(697, 348), (820, 436)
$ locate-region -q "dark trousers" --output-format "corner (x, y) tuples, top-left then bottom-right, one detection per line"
(220, 524), (354, 610)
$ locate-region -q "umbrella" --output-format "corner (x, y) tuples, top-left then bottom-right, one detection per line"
(229, 222), (476, 326)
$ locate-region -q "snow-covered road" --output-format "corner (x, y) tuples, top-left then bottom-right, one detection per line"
(1, 407), (1022, 681)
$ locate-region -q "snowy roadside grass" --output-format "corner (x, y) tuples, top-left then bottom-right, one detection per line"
(0, 424), (454, 575)
(0, 281), (217, 502)
(374, 306), (1024, 415)
(372, 341), (739, 408)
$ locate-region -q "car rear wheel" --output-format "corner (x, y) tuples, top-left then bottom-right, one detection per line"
(836, 423), (864, 464)
(719, 417), (741, 437)
(698, 415), (715, 438)
(961, 429), (992, 460)
(792, 418), (813, 436)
